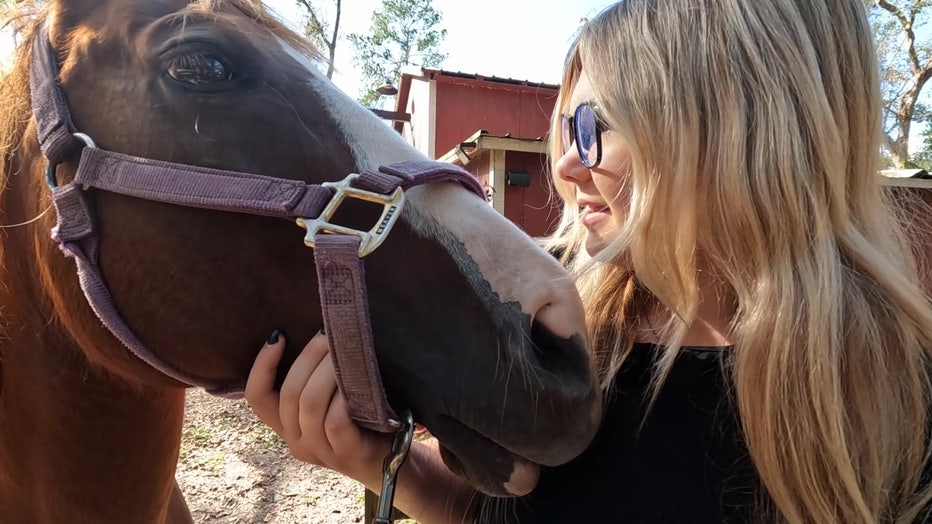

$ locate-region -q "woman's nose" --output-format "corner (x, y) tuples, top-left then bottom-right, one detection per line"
(555, 147), (590, 183)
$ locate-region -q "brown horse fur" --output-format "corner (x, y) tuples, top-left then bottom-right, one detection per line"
(0, 1), (603, 521)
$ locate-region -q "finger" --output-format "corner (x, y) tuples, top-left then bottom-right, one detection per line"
(322, 387), (356, 446)
(297, 352), (340, 457)
(324, 391), (393, 479)
(245, 331), (286, 434)
(279, 332), (330, 441)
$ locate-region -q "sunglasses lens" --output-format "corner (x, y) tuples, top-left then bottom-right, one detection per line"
(561, 116), (573, 155)
(575, 104), (599, 168)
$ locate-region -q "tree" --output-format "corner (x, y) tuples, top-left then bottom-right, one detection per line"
(348, 0), (447, 106)
(295, 0), (342, 79)
(864, 0), (932, 167)
(908, 122), (932, 169)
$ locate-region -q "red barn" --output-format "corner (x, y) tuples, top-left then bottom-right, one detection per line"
(388, 68), (562, 237)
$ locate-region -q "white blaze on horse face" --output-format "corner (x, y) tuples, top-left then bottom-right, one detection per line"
(280, 43), (586, 341)
(279, 43), (426, 170)
(402, 183), (586, 340)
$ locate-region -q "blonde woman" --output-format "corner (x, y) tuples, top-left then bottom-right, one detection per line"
(246, 0), (932, 522)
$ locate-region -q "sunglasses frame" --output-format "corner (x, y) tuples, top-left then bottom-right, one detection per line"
(561, 102), (604, 169)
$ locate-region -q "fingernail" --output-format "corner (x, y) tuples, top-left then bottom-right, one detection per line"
(267, 329), (282, 345)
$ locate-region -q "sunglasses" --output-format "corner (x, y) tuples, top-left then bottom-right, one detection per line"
(560, 102), (605, 169)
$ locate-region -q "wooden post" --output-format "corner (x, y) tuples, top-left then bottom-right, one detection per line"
(488, 149), (507, 214)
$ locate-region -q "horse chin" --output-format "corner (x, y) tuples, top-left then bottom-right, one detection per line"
(437, 442), (540, 497)
(430, 416), (541, 497)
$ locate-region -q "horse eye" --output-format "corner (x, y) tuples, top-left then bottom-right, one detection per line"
(165, 52), (232, 85)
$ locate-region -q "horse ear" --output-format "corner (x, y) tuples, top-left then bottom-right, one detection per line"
(46, 0), (101, 47)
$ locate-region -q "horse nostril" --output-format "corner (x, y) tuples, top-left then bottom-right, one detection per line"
(524, 287), (591, 374)
(528, 283), (587, 342)
(529, 319), (590, 378)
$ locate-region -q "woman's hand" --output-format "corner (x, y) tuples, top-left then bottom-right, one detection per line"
(246, 331), (478, 523)
(244, 331), (391, 486)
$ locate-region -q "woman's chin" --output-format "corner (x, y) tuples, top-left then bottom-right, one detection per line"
(583, 234), (608, 257)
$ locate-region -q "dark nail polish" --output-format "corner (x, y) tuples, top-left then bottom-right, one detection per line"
(320, 325), (326, 335)
(267, 329), (281, 345)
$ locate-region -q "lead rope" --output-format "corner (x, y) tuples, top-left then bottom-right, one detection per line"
(372, 410), (415, 524)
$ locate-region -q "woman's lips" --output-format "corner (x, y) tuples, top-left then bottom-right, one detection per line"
(580, 204), (610, 228)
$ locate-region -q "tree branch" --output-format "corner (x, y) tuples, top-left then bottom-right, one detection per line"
(877, 0), (909, 26)
(882, 130), (897, 155)
(327, 0), (341, 79)
(876, 0), (922, 72)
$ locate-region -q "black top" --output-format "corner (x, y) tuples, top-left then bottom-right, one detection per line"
(475, 343), (759, 523)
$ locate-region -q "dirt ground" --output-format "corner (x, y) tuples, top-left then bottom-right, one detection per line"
(177, 388), (371, 523)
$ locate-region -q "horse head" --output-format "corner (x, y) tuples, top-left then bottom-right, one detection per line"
(0, 0), (600, 508)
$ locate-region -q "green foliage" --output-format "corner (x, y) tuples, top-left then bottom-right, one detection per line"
(297, 0), (329, 49)
(348, 0), (447, 106)
(909, 124), (932, 169)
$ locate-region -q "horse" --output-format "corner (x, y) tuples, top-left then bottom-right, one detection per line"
(0, 1), (602, 521)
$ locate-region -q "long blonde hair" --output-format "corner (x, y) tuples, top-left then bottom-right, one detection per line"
(546, 0), (932, 521)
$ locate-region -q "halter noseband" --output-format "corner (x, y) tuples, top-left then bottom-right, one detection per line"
(28, 25), (484, 433)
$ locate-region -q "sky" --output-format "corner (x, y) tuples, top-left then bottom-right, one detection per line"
(262, 0), (616, 98)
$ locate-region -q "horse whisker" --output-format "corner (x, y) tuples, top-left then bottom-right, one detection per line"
(0, 204), (51, 229)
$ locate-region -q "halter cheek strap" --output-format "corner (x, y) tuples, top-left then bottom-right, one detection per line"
(29, 24), (485, 432)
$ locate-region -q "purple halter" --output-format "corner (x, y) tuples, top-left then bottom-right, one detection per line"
(29, 25), (484, 433)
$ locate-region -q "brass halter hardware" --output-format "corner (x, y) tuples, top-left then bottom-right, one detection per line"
(297, 173), (406, 258)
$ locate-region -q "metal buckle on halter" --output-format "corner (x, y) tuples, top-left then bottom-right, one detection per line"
(297, 173), (405, 258)
(44, 133), (97, 189)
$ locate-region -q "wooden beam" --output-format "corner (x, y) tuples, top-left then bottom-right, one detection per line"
(879, 177), (932, 189)
(437, 145), (477, 166)
(370, 108), (411, 122)
(476, 135), (548, 154)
